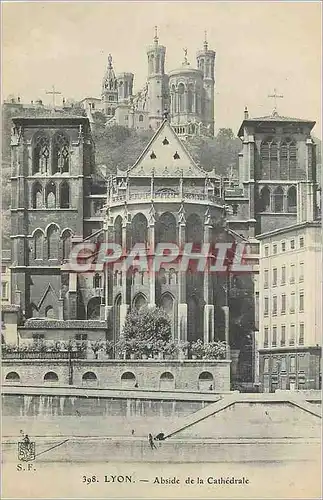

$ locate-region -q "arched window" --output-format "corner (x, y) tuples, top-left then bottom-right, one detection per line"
(178, 83), (185, 113)
(93, 273), (102, 288)
(87, 297), (101, 320)
(198, 371), (214, 390)
(5, 371), (20, 382)
(186, 214), (203, 245)
(260, 138), (271, 179)
(44, 371), (59, 382)
(139, 114), (144, 122)
(121, 371), (136, 387)
(259, 186), (271, 212)
(289, 141), (297, 179)
(159, 372), (175, 390)
(188, 295), (201, 342)
(52, 132), (69, 174)
(270, 141), (278, 179)
(47, 225), (59, 259)
(59, 182), (70, 209)
(34, 230), (43, 260)
(287, 186), (297, 213)
(45, 305), (55, 318)
(156, 212), (177, 244)
(169, 268), (177, 285)
(82, 372), (98, 382)
(155, 54), (160, 73)
(273, 186), (284, 212)
(131, 213), (148, 245)
(114, 216), (122, 246)
(187, 85), (193, 113)
(133, 293), (147, 311)
(45, 181), (56, 208)
(32, 182), (43, 208)
(280, 141), (289, 180)
(32, 133), (50, 174)
(62, 229), (72, 261)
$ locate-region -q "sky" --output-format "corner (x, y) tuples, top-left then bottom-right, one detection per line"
(2, 1), (322, 137)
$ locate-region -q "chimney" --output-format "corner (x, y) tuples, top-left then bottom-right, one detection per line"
(244, 106), (249, 120)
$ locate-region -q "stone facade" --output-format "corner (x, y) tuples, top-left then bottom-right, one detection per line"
(2, 359), (231, 392)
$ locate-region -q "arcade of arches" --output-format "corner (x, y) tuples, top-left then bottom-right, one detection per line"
(105, 209), (230, 345)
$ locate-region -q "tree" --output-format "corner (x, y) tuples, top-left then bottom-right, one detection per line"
(122, 306), (171, 344)
(185, 128), (242, 175)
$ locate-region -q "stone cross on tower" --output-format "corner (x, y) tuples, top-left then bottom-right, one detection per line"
(268, 88), (284, 114)
(46, 85), (62, 108)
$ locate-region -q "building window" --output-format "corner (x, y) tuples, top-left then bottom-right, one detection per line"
(273, 244), (277, 255)
(299, 262), (304, 282)
(264, 327), (269, 347)
(1, 281), (8, 300)
(281, 356), (286, 371)
(281, 266), (286, 285)
(264, 269), (269, 288)
(52, 132), (69, 174)
(287, 186), (297, 213)
(290, 239), (295, 250)
(299, 323), (304, 345)
(299, 236), (304, 248)
(93, 273), (102, 289)
(150, 151), (156, 159)
(290, 356), (296, 373)
(139, 114), (144, 122)
(273, 187), (284, 212)
(264, 297), (269, 317)
(281, 294), (286, 314)
(264, 357), (269, 372)
(33, 133), (50, 174)
(290, 264), (295, 283)
(299, 291), (304, 312)
(273, 296), (277, 315)
(281, 241), (286, 252)
(273, 268), (277, 286)
(264, 245), (269, 257)
(259, 186), (271, 212)
(173, 152), (180, 160)
(281, 325), (286, 346)
(289, 324), (295, 345)
(290, 293), (295, 313)
(124, 115), (128, 121)
(272, 326), (277, 347)
(162, 137), (169, 145)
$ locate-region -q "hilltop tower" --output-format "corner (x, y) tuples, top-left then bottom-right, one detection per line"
(147, 27), (168, 130)
(102, 54), (118, 116)
(196, 33), (216, 135)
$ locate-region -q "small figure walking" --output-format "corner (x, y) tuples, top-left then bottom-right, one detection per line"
(131, 429), (135, 436)
(134, 382), (138, 388)
(209, 384), (213, 391)
(148, 433), (156, 449)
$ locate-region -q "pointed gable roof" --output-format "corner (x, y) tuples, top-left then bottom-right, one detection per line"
(124, 119), (208, 178)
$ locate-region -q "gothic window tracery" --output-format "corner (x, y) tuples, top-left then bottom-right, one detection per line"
(62, 229), (72, 261)
(47, 225), (60, 260)
(32, 133), (50, 174)
(273, 186), (284, 212)
(34, 230), (43, 260)
(32, 182), (43, 208)
(52, 132), (69, 174)
(45, 181), (56, 208)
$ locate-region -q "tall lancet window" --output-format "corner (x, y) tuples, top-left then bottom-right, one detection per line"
(32, 134), (50, 174)
(178, 83), (185, 113)
(52, 132), (69, 174)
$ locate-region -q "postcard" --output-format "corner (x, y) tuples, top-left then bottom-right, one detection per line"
(1, 1), (322, 499)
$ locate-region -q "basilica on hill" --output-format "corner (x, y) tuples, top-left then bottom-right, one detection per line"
(80, 27), (216, 137)
(2, 27), (321, 390)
